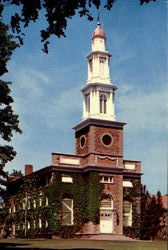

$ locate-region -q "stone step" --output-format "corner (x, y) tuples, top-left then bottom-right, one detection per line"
(81, 234), (139, 241)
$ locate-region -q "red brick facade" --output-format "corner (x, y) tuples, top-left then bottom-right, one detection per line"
(5, 118), (142, 238)
(75, 120), (125, 158)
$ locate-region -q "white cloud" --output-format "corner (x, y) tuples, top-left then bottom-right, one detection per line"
(11, 66), (49, 99)
(41, 85), (82, 128)
(117, 84), (167, 133)
(7, 63), (83, 151)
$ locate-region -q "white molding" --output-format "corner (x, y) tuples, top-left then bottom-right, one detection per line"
(59, 156), (80, 165)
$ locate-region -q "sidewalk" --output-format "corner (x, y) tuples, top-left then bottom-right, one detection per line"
(81, 234), (141, 241)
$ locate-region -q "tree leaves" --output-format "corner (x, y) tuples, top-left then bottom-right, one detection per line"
(140, 185), (165, 240)
(0, 24), (21, 194)
(0, 81), (21, 142)
(0, 21), (18, 75)
(1, 0), (157, 53)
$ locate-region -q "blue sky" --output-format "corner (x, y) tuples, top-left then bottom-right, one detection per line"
(3, 0), (167, 194)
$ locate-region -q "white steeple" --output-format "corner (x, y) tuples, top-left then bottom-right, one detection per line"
(82, 23), (117, 122)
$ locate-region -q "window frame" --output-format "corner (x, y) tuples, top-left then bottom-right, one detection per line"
(61, 175), (73, 183)
(100, 176), (113, 184)
(61, 198), (74, 226)
(100, 94), (107, 114)
(100, 195), (113, 209)
(99, 57), (106, 76)
(123, 201), (132, 227)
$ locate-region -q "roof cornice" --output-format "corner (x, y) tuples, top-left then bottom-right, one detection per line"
(73, 118), (126, 132)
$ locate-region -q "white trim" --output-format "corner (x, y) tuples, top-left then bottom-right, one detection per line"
(62, 198), (74, 225)
(96, 155), (118, 166)
(12, 223), (15, 235)
(39, 197), (42, 206)
(45, 220), (48, 228)
(27, 221), (30, 229)
(123, 201), (132, 227)
(123, 181), (133, 187)
(100, 196), (113, 209)
(60, 157), (80, 165)
(33, 199), (36, 208)
(46, 197), (48, 206)
(39, 218), (42, 228)
(100, 176), (113, 184)
(62, 175), (73, 183)
(124, 163), (135, 170)
(80, 135), (86, 149)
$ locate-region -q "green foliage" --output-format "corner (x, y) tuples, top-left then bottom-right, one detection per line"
(1, 0), (157, 53)
(9, 169), (23, 177)
(140, 187), (165, 240)
(86, 173), (102, 224)
(60, 226), (75, 238)
(4, 171), (101, 238)
(0, 21), (18, 76)
(0, 81), (21, 195)
(123, 179), (141, 239)
(0, 20), (21, 196)
(124, 183), (165, 240)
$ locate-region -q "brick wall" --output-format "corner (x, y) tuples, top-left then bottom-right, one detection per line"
(102, 175), (123, 235)
(75, 125), (123, 157)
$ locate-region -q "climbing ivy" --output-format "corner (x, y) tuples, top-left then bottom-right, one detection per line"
(4, 171), (101, 238)
(123, 179), (141, 239)
(86, 172), (102, 224)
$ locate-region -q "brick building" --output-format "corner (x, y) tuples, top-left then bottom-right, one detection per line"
(4, 23), (142, 239)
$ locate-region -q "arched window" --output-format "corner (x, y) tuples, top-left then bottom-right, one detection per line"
(99, 57), (106, 76)
(89, 58), (93, 72)
(100, 94), (107, 114)
(62, 197), (74, 225)
(123, 201), (132, 227)
(100, 195), (113, 209)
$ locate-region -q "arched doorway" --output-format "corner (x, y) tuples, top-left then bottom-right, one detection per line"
(100, 195), (113, 233)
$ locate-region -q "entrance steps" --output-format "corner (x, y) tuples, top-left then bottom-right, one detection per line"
(81, 234), (139, 241)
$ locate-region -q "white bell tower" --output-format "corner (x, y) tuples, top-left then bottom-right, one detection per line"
(82, 22), (117, 121)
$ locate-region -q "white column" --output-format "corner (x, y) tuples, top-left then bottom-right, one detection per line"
(107, 58), (110, 81)
(112, 91), (115, 120)
(87, 62), (90, 83)
(95, 90), (99, 114)
(90, 90), (95, 115)
(108, 92), (113, 116)
(83, 95), (86, 119)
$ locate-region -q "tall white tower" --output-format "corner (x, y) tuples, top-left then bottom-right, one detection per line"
(82, 22), (117, 121)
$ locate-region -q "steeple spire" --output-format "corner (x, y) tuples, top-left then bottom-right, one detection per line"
(81, 23), (117, 122)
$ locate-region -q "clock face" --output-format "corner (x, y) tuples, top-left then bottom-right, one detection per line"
(101, 133), (113, 147)
(80, 135), (86, 149)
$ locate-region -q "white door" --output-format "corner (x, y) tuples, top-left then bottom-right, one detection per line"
(100, 210), (113, 233)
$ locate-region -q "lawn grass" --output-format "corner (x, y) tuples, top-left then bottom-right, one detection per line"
(0, 238), (166, 250)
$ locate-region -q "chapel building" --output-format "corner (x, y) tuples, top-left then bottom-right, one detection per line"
(4, 23), (142, 239)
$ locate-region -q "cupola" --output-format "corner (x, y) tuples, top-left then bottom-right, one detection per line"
(92, 22), (106, 52)
(81, 23), (117, 122)
(92, 22), (106, 40)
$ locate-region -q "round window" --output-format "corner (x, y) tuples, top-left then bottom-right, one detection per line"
(101, 134), (112, 146)
(80, 135), (86, 148)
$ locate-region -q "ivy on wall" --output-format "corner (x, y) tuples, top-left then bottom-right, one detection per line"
(123, 179), (141, 239)
(86, 173), (102, 224)
(3, 171), (102, 238)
